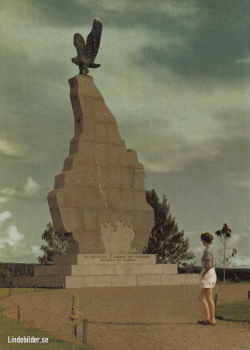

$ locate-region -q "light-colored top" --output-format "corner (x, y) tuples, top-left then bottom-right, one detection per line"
(201, 245), (217, 267)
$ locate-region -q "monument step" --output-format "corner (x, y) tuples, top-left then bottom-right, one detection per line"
(34, 263), (177, 276)
(65, 273), (199, 288)
(54, 254), (157, 265)
(11, 273), (199, 288)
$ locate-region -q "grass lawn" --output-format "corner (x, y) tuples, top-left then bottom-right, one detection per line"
(0, 288), (88, 350)
(216, 299), (250, 323)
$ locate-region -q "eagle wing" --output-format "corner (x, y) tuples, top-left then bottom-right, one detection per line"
(84, 19), (102, 61)
(73, 33), (85, 57)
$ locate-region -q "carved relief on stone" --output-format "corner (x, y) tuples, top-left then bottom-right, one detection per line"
(100, 221), (137, 254)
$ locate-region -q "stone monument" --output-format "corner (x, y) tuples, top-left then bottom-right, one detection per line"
(12, 20), (199, 288)
(47, 74), (154, 256)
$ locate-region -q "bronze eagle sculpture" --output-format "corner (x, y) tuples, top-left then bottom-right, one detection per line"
(71, 19), (103, 75)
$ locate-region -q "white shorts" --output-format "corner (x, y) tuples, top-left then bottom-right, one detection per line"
(199, 268), (217, 289)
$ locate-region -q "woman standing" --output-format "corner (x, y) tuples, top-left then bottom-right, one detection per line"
(198, 232), (217, 325)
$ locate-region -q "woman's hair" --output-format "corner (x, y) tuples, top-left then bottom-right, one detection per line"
(200, 232), (214, 244)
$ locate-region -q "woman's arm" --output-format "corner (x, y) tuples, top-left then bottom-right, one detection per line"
(200, 260), (212, 277)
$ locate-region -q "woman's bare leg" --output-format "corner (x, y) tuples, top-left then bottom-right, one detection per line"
(199, 289), (210, 321)
(204, 288), (216, 323)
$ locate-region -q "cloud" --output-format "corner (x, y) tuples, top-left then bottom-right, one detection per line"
(0, 197), (8, 204)
(4, 225), (24, 247)
(0, 178), (40, 203)
(22, 177), (40, 197)
(231, 257), (250, 268)
(132, 1), (250, 81)
(237, 57), (250, 64)
(0, 211), (11, 222)
(31, 245), (41, 256)
(1, 188), (16, 196)
(0, 139), (19, 157)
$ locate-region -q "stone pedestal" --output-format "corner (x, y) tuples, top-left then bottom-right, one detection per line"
(12, 255), (199, 288)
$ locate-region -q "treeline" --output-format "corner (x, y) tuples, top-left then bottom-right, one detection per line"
(0, 263), (38, 277)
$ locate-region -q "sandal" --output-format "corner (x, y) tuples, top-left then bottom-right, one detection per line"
(198, 320), (208, 325)
(206, 320), (216, 325)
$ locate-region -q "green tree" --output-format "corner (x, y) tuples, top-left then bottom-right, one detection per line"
(144, 189), (195, 267)
(215, 223), (237, 282)
(38, 222), (68, 265)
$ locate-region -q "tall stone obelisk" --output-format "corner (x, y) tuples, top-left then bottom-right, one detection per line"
(47, 75), (154, 255)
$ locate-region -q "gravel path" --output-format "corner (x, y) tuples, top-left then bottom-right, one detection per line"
(2, 283), (250, 350)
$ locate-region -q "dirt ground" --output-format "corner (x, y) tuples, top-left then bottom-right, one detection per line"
(2, 283), (250, 350)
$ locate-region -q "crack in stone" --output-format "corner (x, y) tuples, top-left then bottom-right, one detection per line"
(95, 155), (108, 207)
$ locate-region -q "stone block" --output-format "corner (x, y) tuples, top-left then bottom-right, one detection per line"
(94, 166), (108, 189)
(82, 211), (98, 231)
(107, 123), (125, 145)
(98, 210), (111, 225)
(54, 174), (65, 189)
(95, 143), (108, 166)
(95, 122), (108, 144)
(77, 254), (111, 265)
(108, 145), (123, 166)
(80, 187), (96, 208)
(59, 208), (81, 233)
(121, 167), (135, 189)
(75, 141), (95, 164)
(47, 206), (64, 232)
(74, 254), (157, 265)
(107, 167), (122, 188)
(115, 264), (140, 275)
(137, 274), (162, 286)
(162, 264), (178, 274)
(56, 186), (81, 208)
(63, 165), (82, 186)
(139, 255), (156, 264)
(135, 190), (149, 210)
(69, 138), (79, 155)
(106, 188), (123, 209)
(85, 275), (113, 287)
(139, 265), (163, 274)
(66, 276), (85, 288)
(111, 275), (137, 287)
(162, 274), (184, 285)
(69, 75), (103, 100)
(71, 264), (90, 275)
(79, 97), (96, 121)
(183, 274), (199, 284)
(82, 119), (94, 140)
(122, 149), (143, 168)
(80, 164), (96, 187)
(63, 156), (74, 171)
(77, 231), (105, 254)
(121, 189), (135, 209)
(89, 264), (115, 275)
(94, 99), (116, 123)
(134, 169), (146, 190)
(47, 190), (59, 208)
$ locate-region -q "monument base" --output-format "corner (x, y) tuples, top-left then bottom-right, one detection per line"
(12, 254), (199, 288)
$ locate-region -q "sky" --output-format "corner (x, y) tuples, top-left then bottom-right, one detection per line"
(0, 0), (250, 267)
